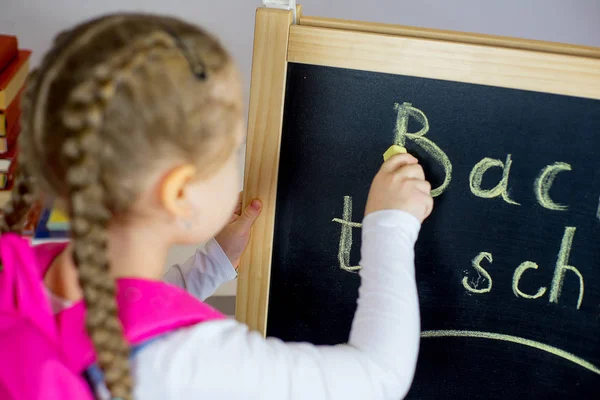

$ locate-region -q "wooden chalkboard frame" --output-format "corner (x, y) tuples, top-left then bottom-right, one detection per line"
(235, 5), (600, 335)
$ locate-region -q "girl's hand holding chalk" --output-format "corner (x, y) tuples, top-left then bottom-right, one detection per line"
(366, 148), (433, 222)
(383, 144), (407, 161)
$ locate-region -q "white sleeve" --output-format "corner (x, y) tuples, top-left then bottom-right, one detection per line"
(162, 238), (238, 301)
(134, 210), (421, 400)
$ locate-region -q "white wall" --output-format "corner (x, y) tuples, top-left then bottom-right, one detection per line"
(3, 0), (600, 100)
(2, 0), (599, 295)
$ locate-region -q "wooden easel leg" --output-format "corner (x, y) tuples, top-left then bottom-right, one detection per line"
(235, 8), (293, 336)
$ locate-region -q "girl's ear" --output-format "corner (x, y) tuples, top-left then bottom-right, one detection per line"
(159, 164), (197, 217)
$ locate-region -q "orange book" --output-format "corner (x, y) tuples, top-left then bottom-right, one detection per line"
(0, 114), (20, 154)
(0, 50), (31, 110)
(0, 129), (7, 154)
(0, 86), (22, 136)
(0, 36), (18, 73)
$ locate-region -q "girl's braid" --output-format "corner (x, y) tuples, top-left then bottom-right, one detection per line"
(60, 32), (179, 400)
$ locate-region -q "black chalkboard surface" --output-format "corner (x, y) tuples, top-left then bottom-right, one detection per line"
(266, 62), (600, 398)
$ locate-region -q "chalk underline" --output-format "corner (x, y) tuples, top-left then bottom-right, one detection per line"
(421, 329), (600, 376)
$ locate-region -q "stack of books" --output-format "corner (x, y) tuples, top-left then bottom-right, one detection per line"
(0, 34), (31, 190)
(0, 34), (38, 238)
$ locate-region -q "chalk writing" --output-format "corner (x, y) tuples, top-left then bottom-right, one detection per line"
(332, 195), (586, 309)
(549, 227), (584, 309)
(331, 104), (590, 311)
(534, 162), (572, 211)
(460, 226), (584, 309)
(469, 155), (520, 205)
(462, 252), (493, 294)
(421, 330), (600, 375)
(394, 102), (452, 197)
(512, 261), (547, 299)
(332, 196), (362, 272)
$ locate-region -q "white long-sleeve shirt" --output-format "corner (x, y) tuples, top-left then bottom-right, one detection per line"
(161, 237), (239, 301)
(48, 210), (422, 399)
(133, 210), (422, 400)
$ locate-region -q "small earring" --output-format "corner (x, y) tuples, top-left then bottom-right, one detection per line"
(178, 218), (193, 230)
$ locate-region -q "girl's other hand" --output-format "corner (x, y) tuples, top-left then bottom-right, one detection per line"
(215, 193), (262, 270)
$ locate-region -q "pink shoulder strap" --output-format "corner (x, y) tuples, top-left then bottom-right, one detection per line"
(117, 278), (226, 343)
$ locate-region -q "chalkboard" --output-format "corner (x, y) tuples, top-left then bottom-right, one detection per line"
(266, 62), (600, 399)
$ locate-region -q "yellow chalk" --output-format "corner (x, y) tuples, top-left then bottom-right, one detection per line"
(383, 145), (407, 161)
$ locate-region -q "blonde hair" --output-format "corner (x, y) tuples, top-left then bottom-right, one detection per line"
(1, 13), (243, 399)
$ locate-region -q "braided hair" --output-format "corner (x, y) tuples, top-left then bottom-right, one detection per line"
(11, 13), (243, 400)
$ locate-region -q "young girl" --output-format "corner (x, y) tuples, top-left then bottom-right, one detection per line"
(0, 13), (433, 400)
